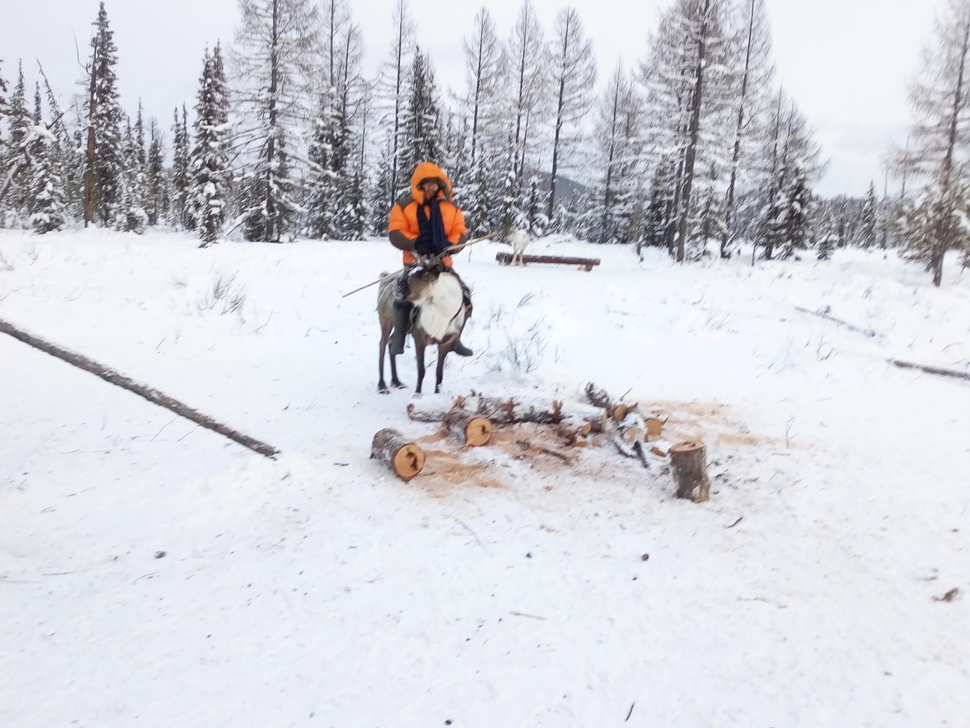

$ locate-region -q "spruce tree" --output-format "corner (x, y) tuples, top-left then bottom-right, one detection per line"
(190, 44), (231, 246)
(2, 63), (31, 220)
(306, 93), (345, 239)
(170, 105), (191, 229)
(145, 119), (167, 226)
(86, 1), (125, 228)
(860, 181), (878, 248)
(399, 48), (443, 176)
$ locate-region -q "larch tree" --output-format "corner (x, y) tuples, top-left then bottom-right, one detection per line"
(545, 6), (595, 220)
(190, 44), (232, 247)
(721, 0), (775, 258)
(640, 0), (736, 261)
(306, 0), (363, 240)
(503, 0), (547, 207)
(375, 0), (416, 208)
(595, 63), (644, 245)
(893, 0), (970, 285)
(461, 7), (504, 234)
(231, 0), (319, 243)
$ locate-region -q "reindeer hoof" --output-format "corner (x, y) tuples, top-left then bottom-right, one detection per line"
(392, 379), (407, 389)
(378, 383), (390, 394)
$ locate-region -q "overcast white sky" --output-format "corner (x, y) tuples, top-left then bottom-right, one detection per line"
(0, 0), (946, 197)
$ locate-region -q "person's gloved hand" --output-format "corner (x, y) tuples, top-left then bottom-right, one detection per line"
(414, 236), (435, 255)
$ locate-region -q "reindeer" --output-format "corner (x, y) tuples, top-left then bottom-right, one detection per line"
(509, 228), (530, 266)
(377, 257), (470, 394)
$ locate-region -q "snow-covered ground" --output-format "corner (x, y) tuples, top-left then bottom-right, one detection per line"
(1, 229), (968, 727)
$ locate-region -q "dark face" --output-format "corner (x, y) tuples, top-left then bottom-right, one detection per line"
(419, 179), (441, 198)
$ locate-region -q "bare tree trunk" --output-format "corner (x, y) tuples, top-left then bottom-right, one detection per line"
(675, 0), (710, 263)
(84, 52), (98, 227)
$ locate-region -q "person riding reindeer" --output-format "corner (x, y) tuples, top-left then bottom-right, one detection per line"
(387, 161), (473, 357)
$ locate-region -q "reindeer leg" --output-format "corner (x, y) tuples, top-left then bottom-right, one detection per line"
(434, 345), (447, 394)
(390, 349), (405, 389)
(378, 331), (390, 393)
(414, 340), (427, 394)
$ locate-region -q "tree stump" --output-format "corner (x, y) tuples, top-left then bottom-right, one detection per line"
(669, 440), (711, 502)
(371, 428), (426, 481)
(444, 409), (493, 446)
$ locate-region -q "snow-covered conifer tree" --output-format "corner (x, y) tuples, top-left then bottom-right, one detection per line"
(190, 44), (231, 246)
(170, 105), (192, 229)
(85, 2), (125, 228)
(399, 48), (443, 176)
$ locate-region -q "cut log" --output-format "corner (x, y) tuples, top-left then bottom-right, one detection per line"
(669, 441), (711, 502)
(371, 428), (426, 481)
(645, 417), (664, 439)
(444, 409), (493, 446)
(495, 252), (600, 271)
(583, 382), (633, 421)
(555, 416), (595, 445)
(0, 317), (279, 458)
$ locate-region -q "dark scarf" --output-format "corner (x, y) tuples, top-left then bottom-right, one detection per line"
(415, 196), (448, 255)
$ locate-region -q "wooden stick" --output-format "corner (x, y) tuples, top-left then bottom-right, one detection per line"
(794, 306), (877, 338)
(0, 317), (279, 458)
(890, 358), (970, 383)
(341, 233), (495, 298)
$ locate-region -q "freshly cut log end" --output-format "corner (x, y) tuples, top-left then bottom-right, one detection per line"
(645, 417), (663, 439)
(670, 440), (711, 502)
(371, 428), (426, 481)
(445, 409), (493, 446)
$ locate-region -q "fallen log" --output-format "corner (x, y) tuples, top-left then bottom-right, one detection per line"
(0, 317), (278, 458)
(495, 252), (600, 271)
(444, 408), (493, 446)
(670, 441), (711, 503)
(890, 359), (970, 383)
(794, 306), (877, 338)
(371, 428), (426, 481)
(407, 393), (605, 428)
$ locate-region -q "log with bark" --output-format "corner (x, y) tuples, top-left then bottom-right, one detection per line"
(444, 408), (493, 446)
(371, 428), (426, 481)
(0, 317), (279, 458)
(669, 440), (711, 502)
(495, 252), (600, 271)
(407, 394), (605, 429)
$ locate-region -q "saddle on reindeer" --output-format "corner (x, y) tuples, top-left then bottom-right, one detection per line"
(386, 162), (473, 360)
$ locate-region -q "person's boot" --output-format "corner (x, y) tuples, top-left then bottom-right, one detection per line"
(390, 299), (412, 355)
(450, 337), (473, 357)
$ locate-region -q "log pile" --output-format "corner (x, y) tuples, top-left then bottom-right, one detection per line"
(384, 383), (711, 502)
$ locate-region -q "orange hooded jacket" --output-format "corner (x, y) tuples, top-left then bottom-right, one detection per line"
(388, 162), (467, 266)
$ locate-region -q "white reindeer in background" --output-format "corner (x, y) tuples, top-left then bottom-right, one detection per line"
(509, 228), (530, 266)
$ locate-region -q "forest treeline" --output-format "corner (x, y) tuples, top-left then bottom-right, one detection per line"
(2, 0), (969, 284)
